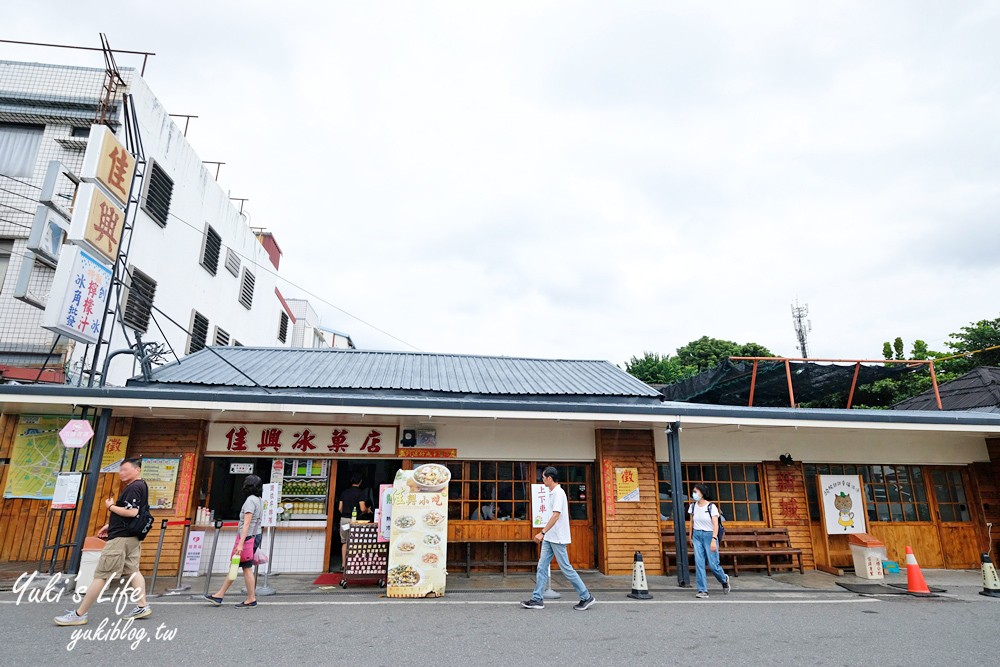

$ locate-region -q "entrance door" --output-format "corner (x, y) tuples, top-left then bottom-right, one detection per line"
(926, 467), (980, 569)
(329, 459), (401, 570)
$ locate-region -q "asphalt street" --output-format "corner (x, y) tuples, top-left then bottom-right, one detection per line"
(1, 585), (996, 667)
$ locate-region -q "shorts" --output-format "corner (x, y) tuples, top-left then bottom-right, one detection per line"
(93, 536), (141, 582)
(339, 518), (353, 541)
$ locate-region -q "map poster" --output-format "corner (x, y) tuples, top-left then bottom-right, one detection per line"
(3, 415), (71, 500)
(100, 435), (128, 473)
(143, 457), (181, 510)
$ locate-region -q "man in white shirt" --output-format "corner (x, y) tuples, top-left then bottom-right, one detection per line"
(521, 467), (596, 610)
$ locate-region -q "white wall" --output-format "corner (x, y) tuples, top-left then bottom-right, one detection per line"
(406, 420), (596, 461)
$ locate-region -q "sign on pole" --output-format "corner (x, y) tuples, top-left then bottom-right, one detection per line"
(59, 420), (94, 449)
(52, 472), (83, 509)
(262, 483), (281, 528)
(184, 531), (205, 574)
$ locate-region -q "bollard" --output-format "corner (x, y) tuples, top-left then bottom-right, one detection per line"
(257, 525), (278, 596)
(627, 551), (653, 600)
(148, 519), (169, 597)
(198, 520), (225, 598)
(542, 564), (561, 599)
(164, 519), (193, 595)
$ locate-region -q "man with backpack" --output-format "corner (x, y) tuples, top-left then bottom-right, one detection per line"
(55, 457), (153, 625)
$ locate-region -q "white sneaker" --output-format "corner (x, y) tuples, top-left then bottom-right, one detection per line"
(723, 575), (732, 594)
(695, 591), (709, 599)
(123, 605), (152, 620)
(54, 609), (87, 626)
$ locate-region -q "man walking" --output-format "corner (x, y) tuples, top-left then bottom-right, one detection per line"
(55, 457), (152, 626)
(521, 466), (596, 610)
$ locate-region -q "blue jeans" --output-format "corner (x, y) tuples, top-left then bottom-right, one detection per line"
(532, 540), (590, 601)
(692, 530), (727, 593)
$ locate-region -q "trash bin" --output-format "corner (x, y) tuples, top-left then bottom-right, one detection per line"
(849, 533), (887, 580)
(75, 536), (106, 594)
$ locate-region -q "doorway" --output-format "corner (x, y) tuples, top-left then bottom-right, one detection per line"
(329, 459), (402, 571)
(926, 467), (980, 569)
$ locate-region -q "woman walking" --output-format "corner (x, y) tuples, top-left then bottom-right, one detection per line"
(688, 483), (731, 599)
(205, 474), (263, 608)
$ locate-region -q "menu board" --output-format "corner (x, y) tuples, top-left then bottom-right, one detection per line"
(386, 468), (449, 598)
(345, 523), (389, 579)
(143, 457), (180, 509)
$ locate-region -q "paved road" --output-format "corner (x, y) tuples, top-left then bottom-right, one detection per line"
(1, 586), (995, 667)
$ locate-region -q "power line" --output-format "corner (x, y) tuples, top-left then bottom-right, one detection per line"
(163, 208), (423, 351)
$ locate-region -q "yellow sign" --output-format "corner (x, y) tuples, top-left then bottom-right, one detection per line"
(68, 183), (124, 265)
(81, 125), (136, 206)
(100, 435), (128, 473)
(3, 415), (72, 499)
(143, 457), (180, 509)
(614, 467), (640, 503)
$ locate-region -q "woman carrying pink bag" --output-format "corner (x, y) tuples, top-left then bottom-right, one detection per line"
(205, 475), (263, 608)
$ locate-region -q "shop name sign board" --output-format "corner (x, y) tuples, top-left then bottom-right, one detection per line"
(80, 124), (136, 207)
(67, 183), (125, 265)
(41, 245), (112, 345)
(818, 475), (867, 535)
(207, 423), (398, 458)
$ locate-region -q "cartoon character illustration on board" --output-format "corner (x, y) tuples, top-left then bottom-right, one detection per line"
(834, 492), (854, 530)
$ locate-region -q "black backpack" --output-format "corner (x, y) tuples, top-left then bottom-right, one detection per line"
(709, 503), (726, 545)
(125, 481), (153, 541)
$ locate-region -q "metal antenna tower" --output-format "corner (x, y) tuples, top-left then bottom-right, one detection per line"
(791, 301), (811, 358)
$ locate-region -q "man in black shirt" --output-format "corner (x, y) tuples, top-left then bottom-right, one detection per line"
(337, 472), (369, 570)
(55, 457), (152, 626)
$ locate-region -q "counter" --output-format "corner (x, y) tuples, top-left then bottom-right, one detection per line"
(195, 521), (327, 575)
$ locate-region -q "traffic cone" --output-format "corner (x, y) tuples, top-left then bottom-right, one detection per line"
(627, 551), (653, 600)
(979, 553), (1000, 598)
(904, 546), (931, 595)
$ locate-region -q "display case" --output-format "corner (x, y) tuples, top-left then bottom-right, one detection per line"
(280, 459), (329, 519)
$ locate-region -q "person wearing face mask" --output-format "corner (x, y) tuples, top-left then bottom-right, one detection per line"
(688, 483), (731, 599)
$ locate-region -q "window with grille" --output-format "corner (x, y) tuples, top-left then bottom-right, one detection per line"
(188, 310), (209, 354)
(213, 326), (230, 347)
(441, 461), (592, 522)
(931, 469), (971, 522)
(239, 268), (255, 309)
(140, 159), (173, 226)
(121, 267), (156, 333)
(803, 464), (931, 523)
(277, 311), (289, 343)
(0, 123), (43, 178)
(225, 248), (240, 276)
(657, 463), (763, 522)
(200, 225), (221, 275)
(0, 239), (13, 292)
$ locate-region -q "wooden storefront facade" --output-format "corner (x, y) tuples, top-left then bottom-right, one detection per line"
(1, 401), (999, 579)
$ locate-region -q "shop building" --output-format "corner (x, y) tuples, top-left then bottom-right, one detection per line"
(1, 348), (998, 577)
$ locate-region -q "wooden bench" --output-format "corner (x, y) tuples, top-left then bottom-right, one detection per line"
(662, 526), (804, 576)
(449, 537), (538, 577)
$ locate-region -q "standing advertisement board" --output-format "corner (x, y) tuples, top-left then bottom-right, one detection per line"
(386, 467), (449, 598)
(531, 484), (551, 528)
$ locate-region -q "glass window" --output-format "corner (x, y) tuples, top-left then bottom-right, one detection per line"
(0, 123), (43, 178)
(656, 463), (763, 523)
(931, 469), (971, 522)
(804, 464), (933, 523)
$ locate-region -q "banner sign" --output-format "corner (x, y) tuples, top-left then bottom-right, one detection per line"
(602, 458), (616, 517)
(398, 448), (458, 459)
(41, 245), (112, 345)
(206, 422), (398, 458)
(262, 483), (281, 528)
(530, 483), (551, 528)
(818, 475), (867, 534)
(184, 531), (205, 574)
(378, 483), (393, 542)
(386, 469), (448, 598)
(81, 124), (136, 207)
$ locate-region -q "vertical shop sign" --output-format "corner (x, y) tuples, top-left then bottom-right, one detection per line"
(601, 458), (616, 517)
(41, 245), (112, 345)
(531, 484), (551, 528)
(378, 483), (393, 542)
(173, 453), (195, 517)
(262, 483), (281, 528)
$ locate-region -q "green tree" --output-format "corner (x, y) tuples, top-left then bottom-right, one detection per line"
(674, 336), (775, 373)
(624, 352), (688, 384)
(943, 316), (1000, 372)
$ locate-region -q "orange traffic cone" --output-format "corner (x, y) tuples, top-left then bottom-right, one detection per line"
(904, 546), (931, 594)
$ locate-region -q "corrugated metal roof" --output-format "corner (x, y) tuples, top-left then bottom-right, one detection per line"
(132, 348), (661, 398)
(893, 367), (1000, 411)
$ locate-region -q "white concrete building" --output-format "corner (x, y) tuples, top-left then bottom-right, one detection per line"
(0, 59), (293, 386)
(285, 298), (354, 349)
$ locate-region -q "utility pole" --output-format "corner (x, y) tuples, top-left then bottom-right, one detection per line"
(791, 301), (811, 358)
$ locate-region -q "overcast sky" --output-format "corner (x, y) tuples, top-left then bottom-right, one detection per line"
(5, 2), (999, 366)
